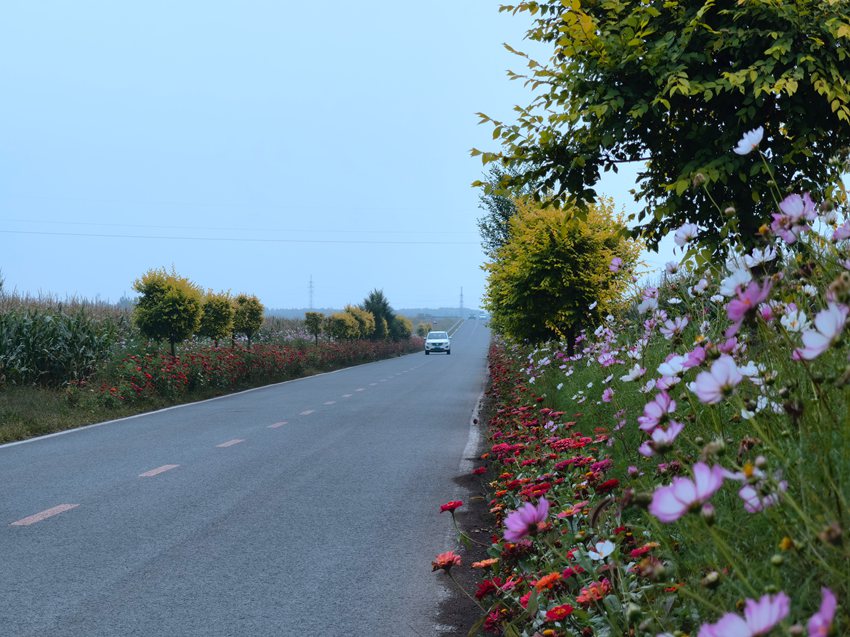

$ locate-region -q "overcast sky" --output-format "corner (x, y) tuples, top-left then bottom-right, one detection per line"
(1, 1), (673, 311)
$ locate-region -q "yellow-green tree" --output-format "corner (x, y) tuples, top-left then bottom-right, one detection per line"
(325, 312), (360, 340)
(343, 305), (375, 340)
(484, 197), (640, 346)
(390, 315), (413, 341)
(198, 290), (233, 347)
(133, 268), (203, 357)
(232, 294), (264, 349)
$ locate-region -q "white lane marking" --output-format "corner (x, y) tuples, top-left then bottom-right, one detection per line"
(323, 401), (336, 405)
(139, 464), (179, 478)
(459, 388), (486, 474)
(216, 439), (245, 448)
(355, 388), (365, 392)
(341, 394), (353, 398)
(299, 410), (315, 416)
(267, 421), (288, 429)
(11, 504), (79, 527)
(369, 382), (377, 386)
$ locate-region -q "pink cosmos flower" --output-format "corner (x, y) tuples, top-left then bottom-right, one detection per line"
(725, 280), (773, 336)
(683, 345), (706, 370)
(638, 391), (676, 432)
(807, 587), (837, 636)
(833, 222), (850, 242)
(609, 256), (623, 272)
(688, 355), (743, 404)
(504, 497), (549, 542)
(698, 592), (790, 637)
(649, 462), (725, 523)
(770, 193), (816, 244)
(638, 421), (684, 457)
(733, 126), (764, 155)
(660, 316), (689, 339)
(738, 480), (787, 513)
(601, 387), (614, 403)
(793, 303), (849, 360)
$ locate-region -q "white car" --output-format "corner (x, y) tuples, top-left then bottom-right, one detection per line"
(424, 331), (451, 355)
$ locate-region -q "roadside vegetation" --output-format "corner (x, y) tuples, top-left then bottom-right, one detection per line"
(0, 274), (421, 443)
(436, 1), (850, 634)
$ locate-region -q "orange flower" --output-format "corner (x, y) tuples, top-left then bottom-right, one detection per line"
(432, 551), (462, 572)
(535, 572), (562, 592)
(472, 558), (499, 569)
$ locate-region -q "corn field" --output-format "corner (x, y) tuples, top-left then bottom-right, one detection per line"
(0, 295), (132, 387)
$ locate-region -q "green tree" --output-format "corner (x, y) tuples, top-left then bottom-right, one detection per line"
(389, 315), (413, 341)
(325, 312), (360, 340)
(362, 289), (394, 341)
(476, 0), (850, 252)
(198, 291), (233, 347)
(477, 165), (530, 259)
(484, 197), (640, 346)
(132, 268), (203, 357)
(304, 311), (324, 344)
(343, 305), (375, 340)
(232, 294), (264, 349)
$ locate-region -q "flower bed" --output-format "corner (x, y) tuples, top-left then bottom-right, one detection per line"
(92, 338), (422, 406)
(436, 131), (849, 635)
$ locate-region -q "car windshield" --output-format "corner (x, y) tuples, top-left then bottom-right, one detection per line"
(427, 332), (448, 339)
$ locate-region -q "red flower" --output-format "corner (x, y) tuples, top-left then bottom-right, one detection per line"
(545, 604), (574, 622)
(440, 500), (463, 513)
(472, 466), (487, 475)
(594, 479), (620, 494)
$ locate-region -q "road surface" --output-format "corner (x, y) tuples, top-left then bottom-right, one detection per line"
(0, 320), (490, 636)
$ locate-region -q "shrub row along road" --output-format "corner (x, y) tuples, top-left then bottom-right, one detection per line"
(1, 320), (491, 636)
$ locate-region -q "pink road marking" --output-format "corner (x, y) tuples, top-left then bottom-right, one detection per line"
(299, 409), (315, 416)
(267, 421), (288, 429)
(323, 401), (336, 405)
(139, 464), (179, 478)
(216, 438), (245, 448)
(11, 504), (79, 527)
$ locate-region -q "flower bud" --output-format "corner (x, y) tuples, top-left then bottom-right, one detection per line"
(754, 455), (767, 469)
(701, 503), (716, 525)
(771, 554), (784, 566)
(701, 571), (721, 588)
(724, 206), (736, 218)
(692, 172), (707, 187)
(818, 521), (843, 546)
(788, 624), (805, 636)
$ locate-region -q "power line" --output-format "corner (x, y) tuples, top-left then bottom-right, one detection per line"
(0, 228), (479, 246)
(4, 217), (474, 236)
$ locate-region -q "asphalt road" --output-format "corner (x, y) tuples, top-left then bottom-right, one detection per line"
(1, 320), (491, 636)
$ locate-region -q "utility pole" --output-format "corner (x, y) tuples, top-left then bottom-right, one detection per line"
(309, 275), (314, 310)
(459, 286), (464, 318)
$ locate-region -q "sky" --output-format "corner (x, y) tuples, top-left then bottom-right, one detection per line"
(0, 1), (674, 311)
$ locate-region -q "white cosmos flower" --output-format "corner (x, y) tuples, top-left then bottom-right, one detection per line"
(781, 308), (809, 333)
(719, 268), (753, 297)
(744, 246), (777, 268)
(620, 363), (646, 382)
(802, 284), (818, 297)
(674, 223), (699, 248)
(732, 126), (764, 155)
(587, 540), (616, 561)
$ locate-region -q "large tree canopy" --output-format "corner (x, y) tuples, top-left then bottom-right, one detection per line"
(475, 0), (850, 251)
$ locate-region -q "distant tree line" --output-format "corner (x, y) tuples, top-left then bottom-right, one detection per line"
(304, 289), (413, 343)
